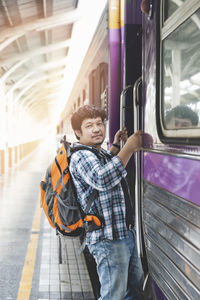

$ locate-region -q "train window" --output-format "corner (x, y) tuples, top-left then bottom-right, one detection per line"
(163, 0), (186, 21)
(161, 6), (200, 138)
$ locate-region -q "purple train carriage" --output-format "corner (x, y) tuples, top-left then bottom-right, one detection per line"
(110, 1), (200, 299)
(61, 1), (200, 299)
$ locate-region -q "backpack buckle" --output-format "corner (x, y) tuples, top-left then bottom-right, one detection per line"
(63, 166), (69, 174)
(82, 220), (101, 232)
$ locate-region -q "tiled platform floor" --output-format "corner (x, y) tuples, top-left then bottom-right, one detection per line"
(37, 217), (95, 300)
(0, 139), (96, 300)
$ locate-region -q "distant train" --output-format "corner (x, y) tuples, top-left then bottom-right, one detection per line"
(59, 1), (200, 299)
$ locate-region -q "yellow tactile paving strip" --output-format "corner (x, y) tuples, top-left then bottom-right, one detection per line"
(17, 197), (42, 300)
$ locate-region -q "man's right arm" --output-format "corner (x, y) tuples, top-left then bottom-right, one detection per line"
(70, 150), (127, 192)
(117, 131), (141, 167)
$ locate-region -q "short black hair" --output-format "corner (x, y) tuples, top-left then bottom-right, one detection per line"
(165, 105), (199, 126)
(71, 105), (106, 131)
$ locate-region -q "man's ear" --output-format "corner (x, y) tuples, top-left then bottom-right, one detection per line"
(74, 129), (81, 139)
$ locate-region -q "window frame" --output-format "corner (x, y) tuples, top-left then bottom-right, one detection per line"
(158, 0), (200, 144)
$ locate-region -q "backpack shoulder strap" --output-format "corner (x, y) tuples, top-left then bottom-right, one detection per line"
(46, 165), (52, 183)
(70, 145), (101, 158)
(69, 145), (101, 215)
(84, 189), (98, 214)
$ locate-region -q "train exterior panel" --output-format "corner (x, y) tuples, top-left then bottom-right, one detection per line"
(142, 1), (200, 299)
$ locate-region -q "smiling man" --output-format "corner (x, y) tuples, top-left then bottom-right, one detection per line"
(70, 105), (144, 300)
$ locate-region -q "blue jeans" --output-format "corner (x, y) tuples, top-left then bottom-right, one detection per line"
(87, 229), (144, 300)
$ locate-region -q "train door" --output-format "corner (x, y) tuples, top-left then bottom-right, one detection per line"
(140, 0), (200, 299)
(119, 1), (154, 297)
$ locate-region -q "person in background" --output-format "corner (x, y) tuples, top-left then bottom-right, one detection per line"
(69, 105), (144, 300)
(165, 105), (199, 129)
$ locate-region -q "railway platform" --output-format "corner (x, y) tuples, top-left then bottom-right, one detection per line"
(0, 137), (95, 300)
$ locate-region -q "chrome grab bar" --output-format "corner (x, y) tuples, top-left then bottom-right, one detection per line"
(133, 76), (143, 257)
(120, 85), (133, 148)
(119, 79), (143, 257)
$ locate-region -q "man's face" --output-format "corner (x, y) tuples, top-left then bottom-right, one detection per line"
(75, 117), (105, 147)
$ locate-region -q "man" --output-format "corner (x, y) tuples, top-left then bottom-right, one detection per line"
(69, 105), (144, 300)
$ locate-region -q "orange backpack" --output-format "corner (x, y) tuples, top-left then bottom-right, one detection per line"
(40, 139), (102, 236)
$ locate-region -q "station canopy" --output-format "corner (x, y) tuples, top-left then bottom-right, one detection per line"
(0, 0), (106, 132)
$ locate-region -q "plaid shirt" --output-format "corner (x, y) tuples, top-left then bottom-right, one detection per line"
(69, 144), (130, 245)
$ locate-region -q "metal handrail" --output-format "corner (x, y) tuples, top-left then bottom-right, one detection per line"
(120, 85), (133, 148)
(133, 76), (143, 257)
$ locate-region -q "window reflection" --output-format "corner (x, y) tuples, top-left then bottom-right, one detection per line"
(164, 0), (186, 21)
(162, 9), (200, 131)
